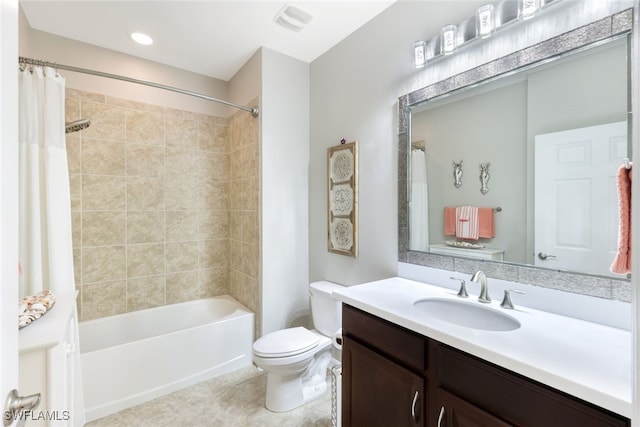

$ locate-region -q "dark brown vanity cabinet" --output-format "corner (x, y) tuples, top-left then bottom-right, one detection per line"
(342, 304), (426, 426)
(342, 305), (630, 427)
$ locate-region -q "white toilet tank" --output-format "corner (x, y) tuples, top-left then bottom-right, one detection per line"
(309, 281), (344, 337)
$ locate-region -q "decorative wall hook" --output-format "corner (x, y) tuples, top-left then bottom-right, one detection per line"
(479, 162), (490, 194)
(453, 160), (463, 188)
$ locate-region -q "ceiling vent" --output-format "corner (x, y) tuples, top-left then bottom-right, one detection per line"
(273, 3), (313, 32)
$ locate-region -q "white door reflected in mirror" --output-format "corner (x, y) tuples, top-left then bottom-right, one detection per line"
(534, 121), (627, 277)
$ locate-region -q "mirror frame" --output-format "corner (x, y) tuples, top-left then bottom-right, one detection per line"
(398, 9), (633, 302)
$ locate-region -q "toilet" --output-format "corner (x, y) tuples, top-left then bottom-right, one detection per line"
(252, 281), (343, 412)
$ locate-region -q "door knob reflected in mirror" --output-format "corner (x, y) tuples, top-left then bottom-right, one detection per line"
(537, 252), (557, 260)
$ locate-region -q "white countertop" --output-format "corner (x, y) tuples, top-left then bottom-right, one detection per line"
(333, 277), (632, 418)
(19, 292), (77, 353)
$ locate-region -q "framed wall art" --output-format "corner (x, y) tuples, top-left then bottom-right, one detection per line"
(327, 140), (358, 257)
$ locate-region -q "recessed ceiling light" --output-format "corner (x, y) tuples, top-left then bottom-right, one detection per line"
(130, 32), (153, 46)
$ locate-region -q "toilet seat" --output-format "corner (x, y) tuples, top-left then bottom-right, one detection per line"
(253, 327), (321, 358)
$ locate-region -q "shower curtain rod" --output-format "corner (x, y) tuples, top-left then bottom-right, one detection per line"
(18, 56), (259, 118)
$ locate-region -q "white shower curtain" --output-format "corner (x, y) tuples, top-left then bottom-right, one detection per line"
(19, 66), (86, 426)
(18, 65), (75, 297)
(410, 149), (429, 251)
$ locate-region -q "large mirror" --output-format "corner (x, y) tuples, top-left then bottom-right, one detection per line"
(399, 9), (633, 295)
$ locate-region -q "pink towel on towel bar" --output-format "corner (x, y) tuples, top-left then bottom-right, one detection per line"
(610, 163), (632, 274)
(444, 207), (495, 238)
(455, 206), (479, 240)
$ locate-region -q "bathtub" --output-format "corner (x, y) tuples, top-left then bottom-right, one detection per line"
(79, 296), (254, 422)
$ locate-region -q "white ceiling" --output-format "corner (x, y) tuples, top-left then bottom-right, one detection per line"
(20, 0), (400, 81)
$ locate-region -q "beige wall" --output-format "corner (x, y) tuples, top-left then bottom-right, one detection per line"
(66, 88), (259, 321)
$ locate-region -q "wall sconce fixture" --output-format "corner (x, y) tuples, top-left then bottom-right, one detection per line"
(519, 0), (541, 19)
(413, 40), (427, 68)
(441, 25), (457, 55)
(413, 0), (561, 68)
(476, 4), (495, 38)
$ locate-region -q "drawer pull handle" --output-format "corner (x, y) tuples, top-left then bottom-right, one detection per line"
(411, 390), (419, 423)
(437, 406), (445, 427)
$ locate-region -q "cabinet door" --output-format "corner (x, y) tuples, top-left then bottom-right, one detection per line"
(436, 388), (514, 427)
(343, 336), (424, 427)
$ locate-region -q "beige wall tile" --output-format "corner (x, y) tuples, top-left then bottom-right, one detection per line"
(81, 101), (126, 141)
(69, 173), (82, 212)
(242, 243), (259, 279)
(127, 177), (165, 211)
(199, 118), (228, 153)
(66, 134), (81, 174)
(242, 211), (259, 244)
(230, 144), (258, 181)
(199, 152), (228, 182)
(127, 144), (165, 178)
(245, 177), (259, 211)
(229, 180), (241, 211)
(67, 90), (261, 321)
(127, 211), (165, 244)
(199, 210), (228, 240)
(72, 212), (82, 249)
(166, 241), (198, 273)
(127, 243), (165, 278)
(166, 211), (198, 242)
(82, 245), (126, 284)
(82, 138), (126, 176)
(229, 269), (258, 314)
(126, 110), (165, 146)
(65, 97), (81, 122)
(81, 280), (126, 320)
(198, 239), (228, 269)
(82, 212), (125, 246)
(229, 213), (241, 241)
(165, 147), (198, 180)
(166, 271), (199, 303)
(198, 180), (228, 211)
(127, 275), (165, 311)
(73, 249), (82, 285)
(165, 177), (198, 211)
(166, 116), (198, 150)
(230, 240), (241, 271)
(82, 174), (126, 211)
(198, 267), (228, 297)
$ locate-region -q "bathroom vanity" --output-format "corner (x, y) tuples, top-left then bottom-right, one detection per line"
(335, 278), (631, 427)
(19, 292), (81, 426)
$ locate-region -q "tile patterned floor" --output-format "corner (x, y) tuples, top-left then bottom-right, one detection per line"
(85, 366), (332, 427)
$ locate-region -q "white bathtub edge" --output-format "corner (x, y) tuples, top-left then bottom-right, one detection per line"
(85, 353), (252, 422)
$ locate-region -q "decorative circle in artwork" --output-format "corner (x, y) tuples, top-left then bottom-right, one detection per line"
(330, 151), (353, 183)
(331, 218), (353, 250)
(330, 184), (353, 216)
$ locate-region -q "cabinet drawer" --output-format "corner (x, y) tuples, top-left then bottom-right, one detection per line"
(343, 305), (426, 373)
(437, 344), (629, 427)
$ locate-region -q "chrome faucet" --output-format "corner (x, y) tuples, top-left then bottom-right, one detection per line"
(470, 271), (491, 303)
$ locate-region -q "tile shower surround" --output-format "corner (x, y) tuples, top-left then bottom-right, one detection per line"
(65, 89), (260, 324)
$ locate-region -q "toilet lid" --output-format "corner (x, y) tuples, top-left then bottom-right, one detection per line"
(253, 327), (320, 358)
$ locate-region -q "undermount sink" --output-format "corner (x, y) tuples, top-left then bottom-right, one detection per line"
(413, 298), (521, 331)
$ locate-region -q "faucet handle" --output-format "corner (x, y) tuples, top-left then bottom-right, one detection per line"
(500, 289), (525, 309)
(449, 277), (468, 298)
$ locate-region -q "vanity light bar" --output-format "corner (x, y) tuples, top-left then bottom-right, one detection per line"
(413, 0), (561, 68)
